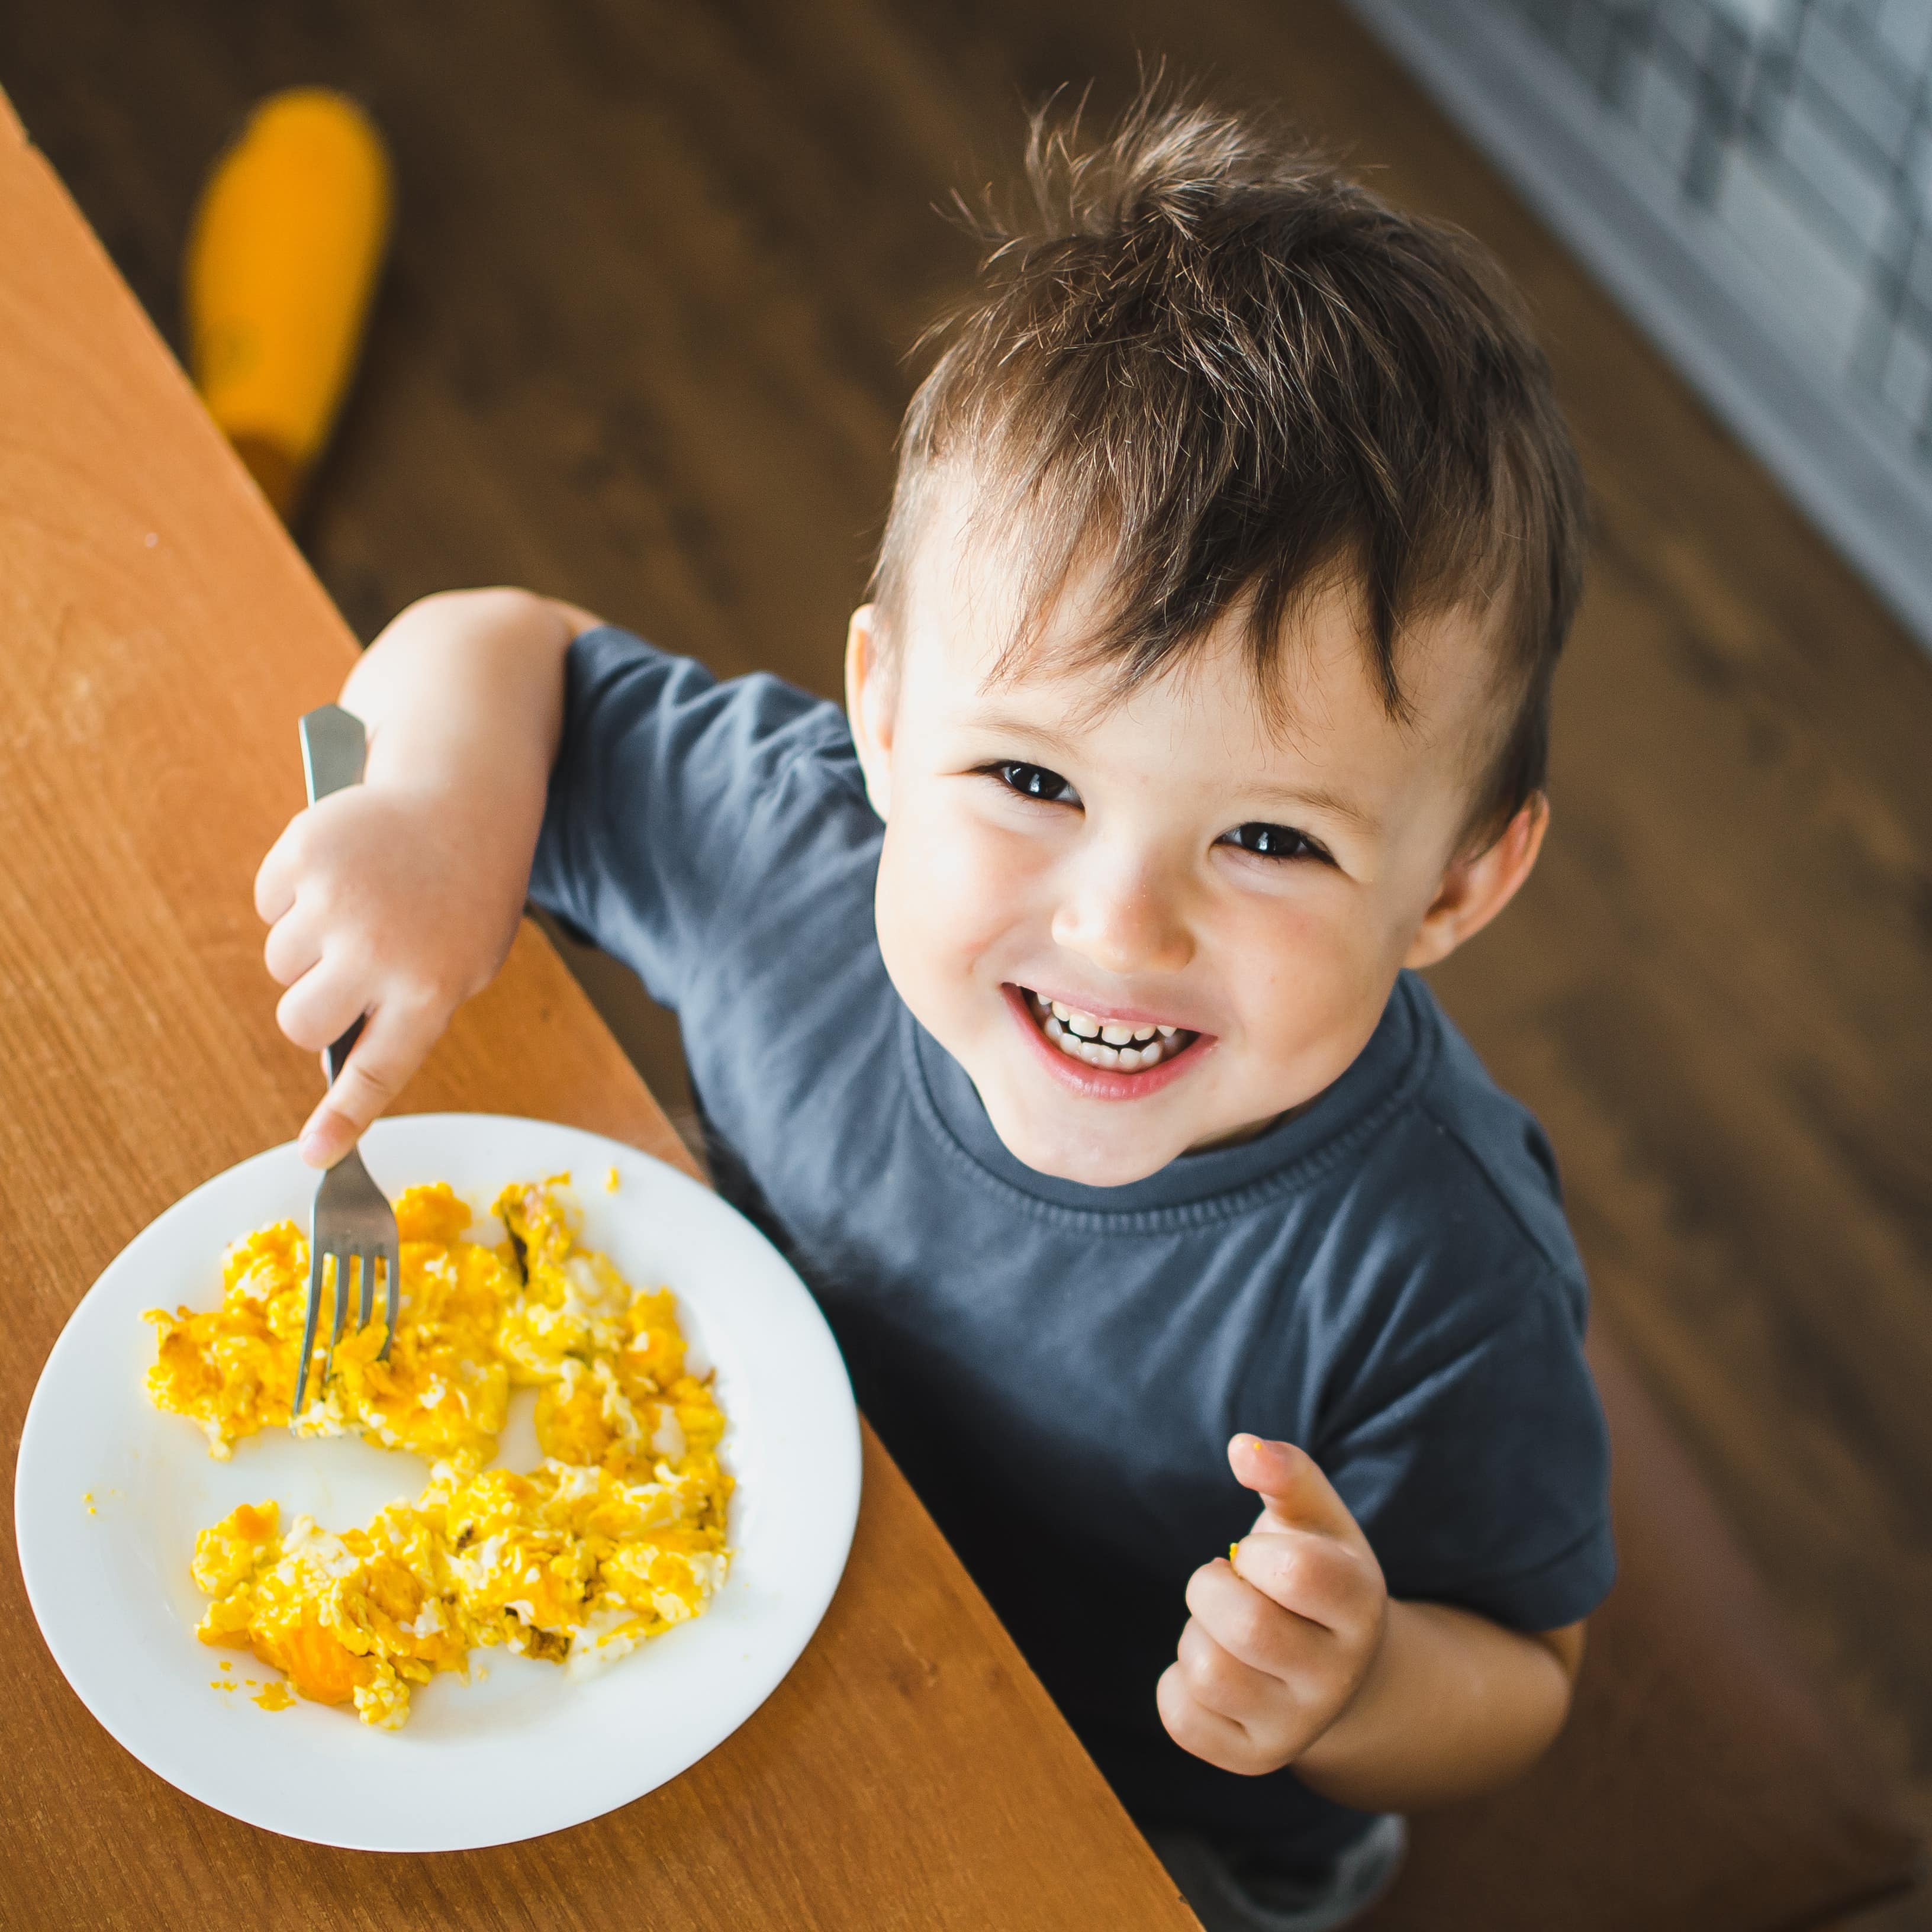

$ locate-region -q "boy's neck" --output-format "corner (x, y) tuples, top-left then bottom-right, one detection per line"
(1183, 1100), (1312, 1157)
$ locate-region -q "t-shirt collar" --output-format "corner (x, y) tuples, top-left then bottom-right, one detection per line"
(908, 974), (1424, 1215)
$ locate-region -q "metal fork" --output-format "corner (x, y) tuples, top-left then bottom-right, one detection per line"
(289, 703), (402, 1425)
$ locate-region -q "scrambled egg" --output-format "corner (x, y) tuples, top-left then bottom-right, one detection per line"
(146, 1177), (731, 1728)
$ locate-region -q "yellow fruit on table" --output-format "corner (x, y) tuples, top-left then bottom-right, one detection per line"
(184, 88), (392, 517)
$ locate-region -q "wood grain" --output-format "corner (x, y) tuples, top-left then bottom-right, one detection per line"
(0, 88), (1197, 1932)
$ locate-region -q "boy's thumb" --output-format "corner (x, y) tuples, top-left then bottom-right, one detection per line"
(1228, 1433), (1357, 1539)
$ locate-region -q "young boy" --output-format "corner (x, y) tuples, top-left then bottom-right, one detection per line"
(256, 94), (1611, 1931)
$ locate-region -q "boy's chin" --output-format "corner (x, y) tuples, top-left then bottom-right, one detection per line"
(980, 1098), (1189, 1190)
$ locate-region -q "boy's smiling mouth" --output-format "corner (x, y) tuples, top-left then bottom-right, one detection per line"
(1008, 984), (1206, 1085)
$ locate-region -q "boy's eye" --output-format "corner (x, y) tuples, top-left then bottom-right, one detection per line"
(1219, 821), (1331, 863)
(993, 761), (1079, 804)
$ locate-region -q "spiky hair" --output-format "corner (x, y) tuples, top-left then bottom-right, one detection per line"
(872, 85), (1588, 841)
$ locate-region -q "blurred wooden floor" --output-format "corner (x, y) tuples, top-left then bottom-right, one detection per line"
(5, 3), (1929, 1921)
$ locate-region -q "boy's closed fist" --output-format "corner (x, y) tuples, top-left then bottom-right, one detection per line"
(255, 776), (530, 1166)
(1158, 1434), (1388, 1776)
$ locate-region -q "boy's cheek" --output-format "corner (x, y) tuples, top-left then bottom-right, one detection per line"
(875, 798), (1047, 1002)
(1219, 901), (1389, 1083)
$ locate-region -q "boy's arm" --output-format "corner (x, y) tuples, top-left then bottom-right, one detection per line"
(1288, 1601), (1582, 1811)
(1157, 1433), (1587, 1813)
(254, 587), (597, 1165)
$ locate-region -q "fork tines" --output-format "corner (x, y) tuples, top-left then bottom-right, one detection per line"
(291, 1148), (402, 1425)
(291, 1242), (401, 1422)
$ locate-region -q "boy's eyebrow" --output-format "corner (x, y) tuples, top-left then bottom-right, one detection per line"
(958, 708), (1083, 759)
(1247, 783), (1381, 834)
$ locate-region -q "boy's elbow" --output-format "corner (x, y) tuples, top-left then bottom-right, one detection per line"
(366, 587), (582, 672)
(401, 584), (557, 632)
(1521, 1618), (1588, 1767)
(545, 597), (609, 640)
(1534, 1618), (1587, 1687)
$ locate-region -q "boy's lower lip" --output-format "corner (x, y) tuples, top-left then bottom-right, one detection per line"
(1001, 984), (1210, 1101)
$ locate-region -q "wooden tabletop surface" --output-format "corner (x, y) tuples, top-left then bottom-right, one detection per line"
(0, 91), (1197, 1931)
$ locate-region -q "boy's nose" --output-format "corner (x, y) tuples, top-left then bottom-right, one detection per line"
(1049, 859), (1194, 977)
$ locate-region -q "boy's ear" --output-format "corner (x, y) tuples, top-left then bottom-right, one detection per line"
(845, 603), (896, 819)
(1403, 794), (1548, 971)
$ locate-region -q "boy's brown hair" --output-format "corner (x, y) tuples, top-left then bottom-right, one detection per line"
(872, 86), (1587, 847)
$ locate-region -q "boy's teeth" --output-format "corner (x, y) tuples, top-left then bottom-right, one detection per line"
(1046, 1016), (1183, 1071)
(1027, 988), (1192, 1073)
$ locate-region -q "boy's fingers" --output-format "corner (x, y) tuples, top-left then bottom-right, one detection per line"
(1186, 1551), (1332, 1674)
(297, 1099), (361, 1170)
(1175, 1615), (1291, 1725)
(254, 816), (305, 924)
(1222, 1532), (1365, 1638)
(297, 1000), (441, 1166)
(1155, 1663), (1274, 1778)
(263, 907), (324, 989)
(276, 956), (371, 1055)
(1228, 1434), (1361, 1543)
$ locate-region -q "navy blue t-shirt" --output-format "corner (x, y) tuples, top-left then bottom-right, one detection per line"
(530, 627), (1615, 1859)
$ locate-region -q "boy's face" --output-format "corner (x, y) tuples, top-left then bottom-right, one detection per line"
(848, 494), (1544, 1187)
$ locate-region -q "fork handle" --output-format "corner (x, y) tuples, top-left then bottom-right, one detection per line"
(300, 704), (369, 1087)
(301, 702), (366, 801)
(324, 1016), (366, 1086)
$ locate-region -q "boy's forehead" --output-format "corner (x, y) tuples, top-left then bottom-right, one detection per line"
(899, 468), (1048, 663)
(898, 483), (1499, 778)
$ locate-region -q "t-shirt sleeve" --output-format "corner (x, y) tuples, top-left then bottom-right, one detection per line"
(1308, 1263), (1616, 1633)
(526, 626), (842, 1015)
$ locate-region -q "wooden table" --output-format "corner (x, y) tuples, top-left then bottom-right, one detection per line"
(0, 92), (1196, 1931)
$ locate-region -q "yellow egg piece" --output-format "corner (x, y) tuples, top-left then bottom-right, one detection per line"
(148, 1178), (731, 1728)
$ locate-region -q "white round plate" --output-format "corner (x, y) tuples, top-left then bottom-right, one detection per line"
(14, 1113), (860, 1852)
